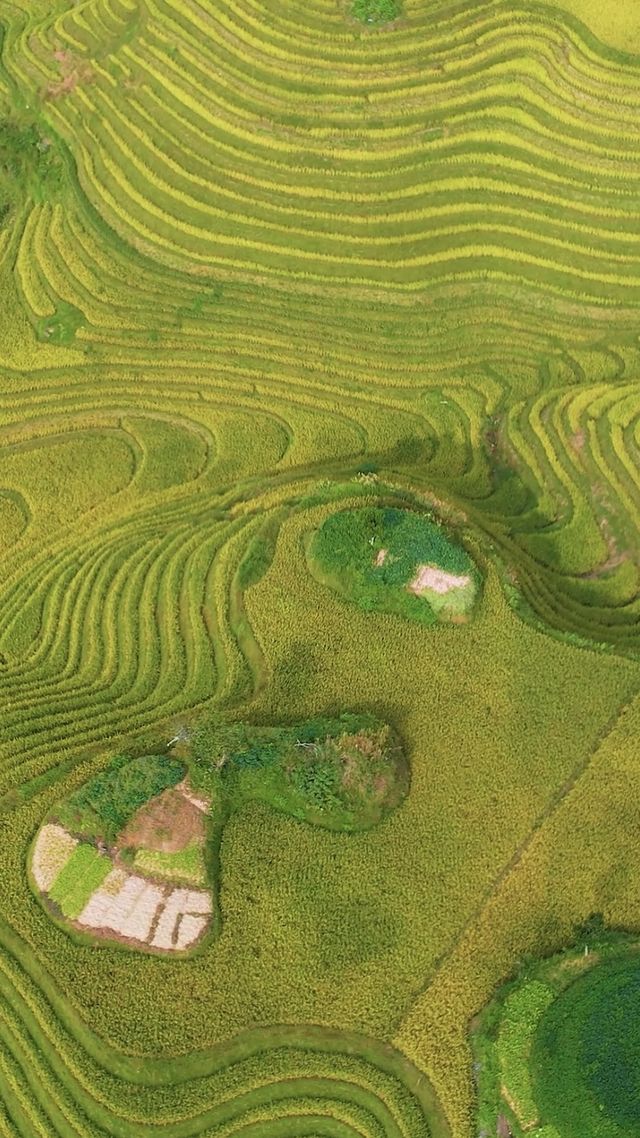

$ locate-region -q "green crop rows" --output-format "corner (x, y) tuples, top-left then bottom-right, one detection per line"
(1, 0), (640, 1134)
(472, 936), (640, 1138)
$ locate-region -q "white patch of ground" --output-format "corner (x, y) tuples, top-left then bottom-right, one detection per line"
(118, 882), (165, 942)
(79, 871), (147, 931)
(77, 881), (118, 930)
(151, 886), (211, 950)
(184, 889), (212, 914)
(409, 564), (471, 595)
(31, 824), (77, 891)
(175, 914), (208, 950)
(374, 548), (387, 567)
(79, 871), (212, 949)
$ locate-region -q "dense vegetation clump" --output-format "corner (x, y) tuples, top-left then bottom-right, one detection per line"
(54, 754), (186, 844)
(0, 118), (63, 216)
(310, 506), (481, 625)
(190, 711), (408, 829)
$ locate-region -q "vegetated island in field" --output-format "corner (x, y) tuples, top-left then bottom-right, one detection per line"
(30, 714), (407, 955)
(472, 928), (640, 1138)
(309, 506), (481, 625)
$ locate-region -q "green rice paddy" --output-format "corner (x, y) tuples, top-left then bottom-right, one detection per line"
(1, 0), (640, 1133)
(473, 938), (640, 1138)
(133, 842), (206, 884)
(533, 956), (640, 1137)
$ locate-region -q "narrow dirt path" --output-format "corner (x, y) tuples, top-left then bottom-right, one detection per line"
(395, 683), (639, 1026)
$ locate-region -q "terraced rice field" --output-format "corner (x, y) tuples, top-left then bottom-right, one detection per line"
(2, 0), (640, 1134)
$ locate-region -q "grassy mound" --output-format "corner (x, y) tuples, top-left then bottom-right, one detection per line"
(189, 711), (408, 829)
(0, 117), (64, 215)
(309, 506), (481, 625)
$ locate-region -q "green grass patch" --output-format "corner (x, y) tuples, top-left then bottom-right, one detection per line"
(497, 981), (555, 1128)
(351, 0), (401, 25)
(48, 843), (111, 919)
(237, 531), (277, 590)
(34, 302), (85, 345)
(134, 842), (207, 885)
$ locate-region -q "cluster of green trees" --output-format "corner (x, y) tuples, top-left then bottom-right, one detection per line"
(309, 506), (480, 625)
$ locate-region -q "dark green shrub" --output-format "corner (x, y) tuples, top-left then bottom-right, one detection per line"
(291, 757), (342, 812)
(228, 741), (279, 769)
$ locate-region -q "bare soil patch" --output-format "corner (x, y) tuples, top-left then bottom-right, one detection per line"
(496, 1112), (513, 1138)
(46, 49), (94, 99)
(408, 564), (471, 595)
(117, 784), (207, 854)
